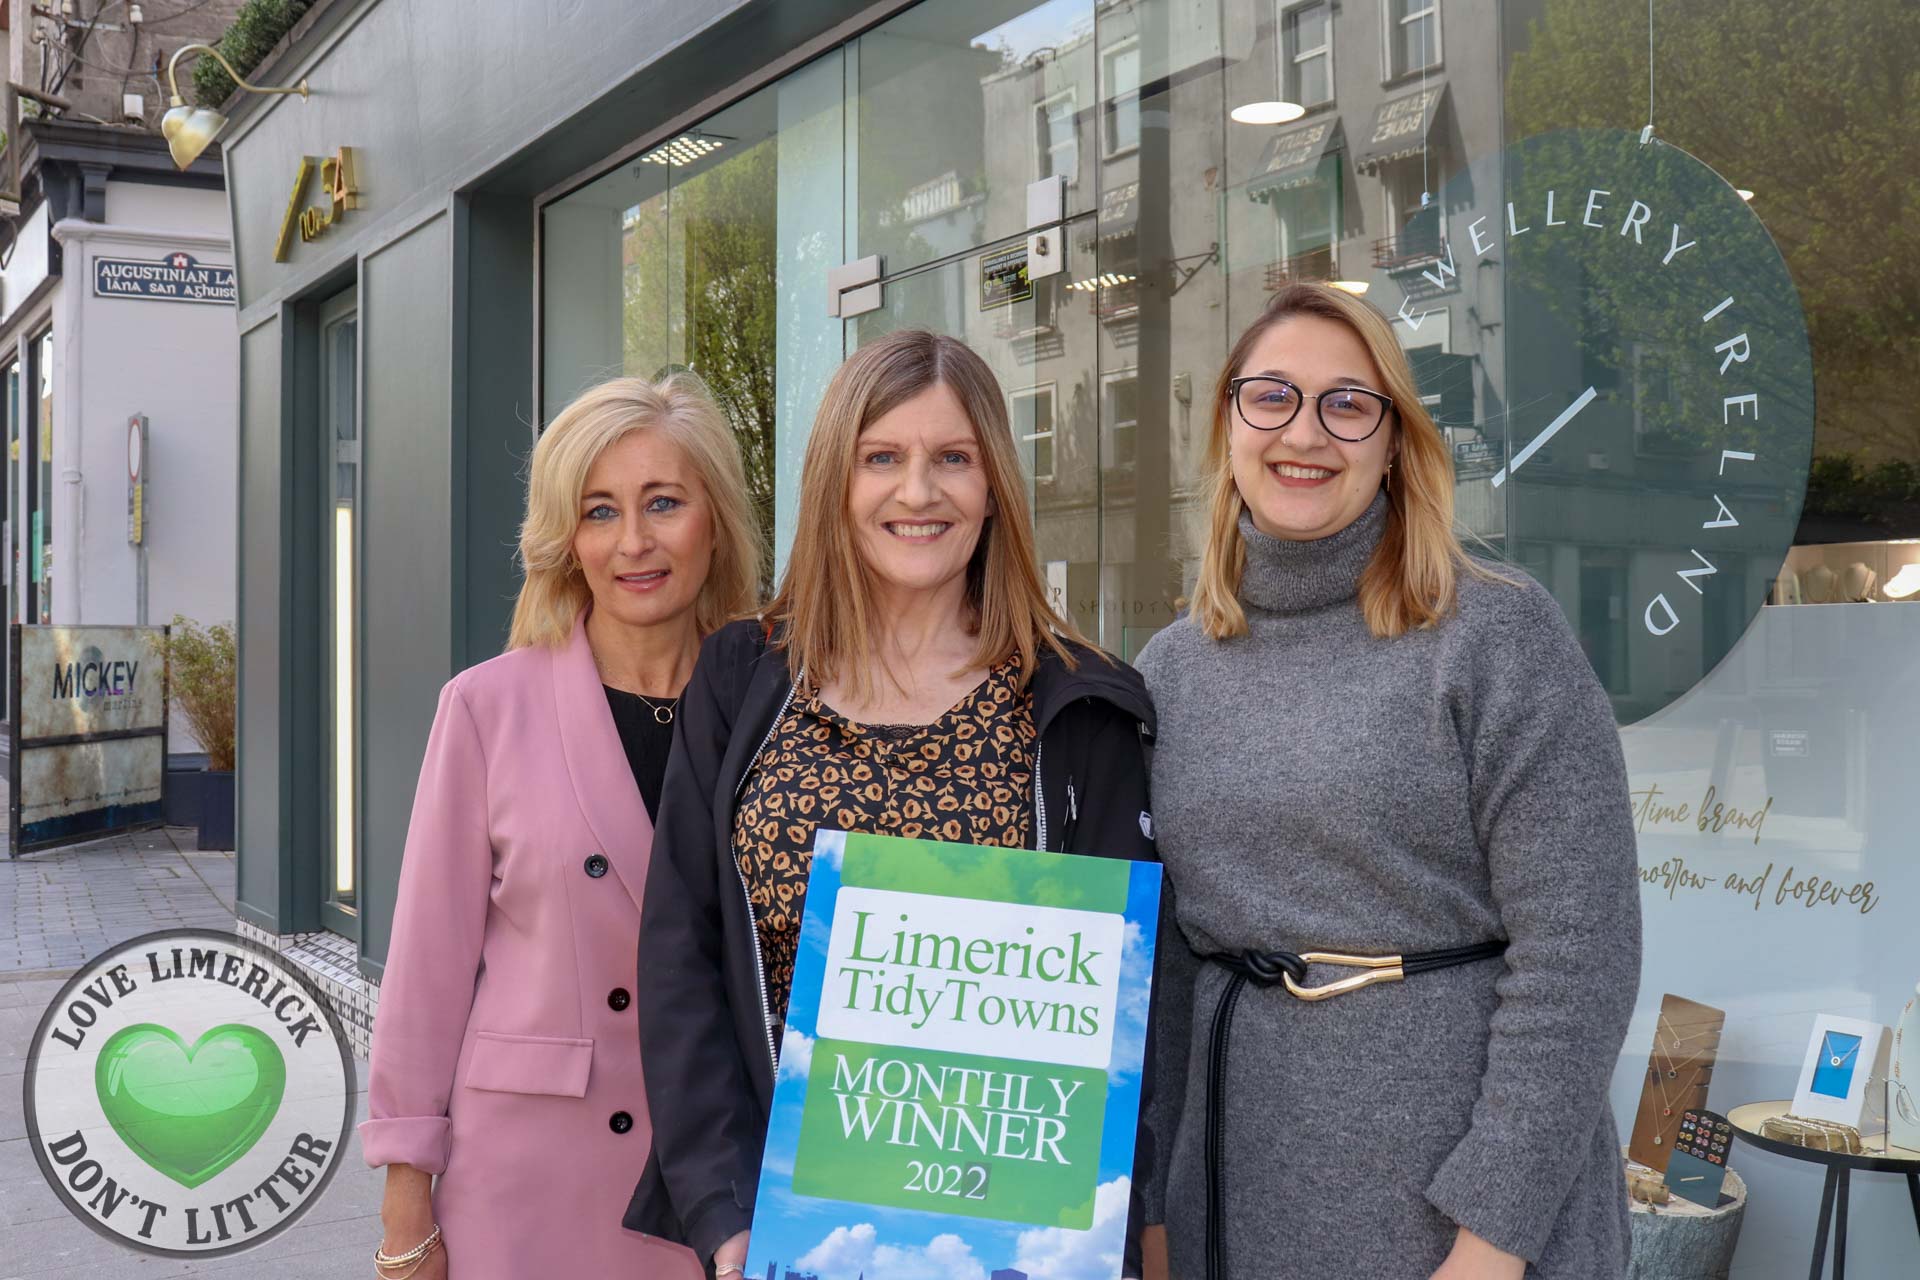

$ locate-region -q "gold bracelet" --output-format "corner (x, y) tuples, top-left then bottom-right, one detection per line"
(716, 1265), (745, 1278)
(375, 1252), (436, 1280)
(375, 1224), (442, 1268)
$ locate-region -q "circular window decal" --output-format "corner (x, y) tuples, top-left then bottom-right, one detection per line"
(1379, 128), (1816, 724)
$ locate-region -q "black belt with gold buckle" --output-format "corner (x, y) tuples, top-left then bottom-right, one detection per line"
(1197, 941), (1509, 1280)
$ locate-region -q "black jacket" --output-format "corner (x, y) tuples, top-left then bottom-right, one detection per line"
(626, 618), (1158, 1262)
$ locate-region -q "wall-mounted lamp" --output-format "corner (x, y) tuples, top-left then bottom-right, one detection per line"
(161, 43), (308, 171)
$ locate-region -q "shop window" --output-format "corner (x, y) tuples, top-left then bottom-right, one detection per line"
(29, 329), (52, 625)
(321, 289), (361, 939)
(1283, 2), (1333, 109)
(2, 358), (13, 717)
(1385, 0), (1441, 80)
(1036, 88), (1079, 185)
(4, 359), (15, 634)
(1105, 369), (1139, 470)
(1012, 383), (1057, 484)
(1103, 39), (1142, 157)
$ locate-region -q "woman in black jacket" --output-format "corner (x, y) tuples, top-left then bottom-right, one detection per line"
(625, 331), (1158, 1277)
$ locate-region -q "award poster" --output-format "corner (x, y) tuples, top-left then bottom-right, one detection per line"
(748, 831), (1162, 1280)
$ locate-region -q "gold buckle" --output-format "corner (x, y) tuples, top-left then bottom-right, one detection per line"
(1281, 952), (1406, 1001)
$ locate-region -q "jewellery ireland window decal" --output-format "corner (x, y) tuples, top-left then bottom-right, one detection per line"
(1374, 129), (1817, 725)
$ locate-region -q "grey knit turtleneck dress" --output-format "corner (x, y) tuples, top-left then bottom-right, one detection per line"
(1135, 494), (1641, 1279)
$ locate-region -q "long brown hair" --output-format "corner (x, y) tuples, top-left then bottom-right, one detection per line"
(1189, 283), (1485, 640)
(508, 374), (762, 650)
(768, 330), (1088, 696)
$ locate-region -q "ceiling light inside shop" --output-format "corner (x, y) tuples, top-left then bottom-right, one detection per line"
(1231, 101), (1306, 125)
(640, 134), (728, 166)
(1330, 280), (1370, 295)
(1067, 272), (1137, 292)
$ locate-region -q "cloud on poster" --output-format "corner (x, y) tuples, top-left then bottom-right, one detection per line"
(779, 1029), (814, 1081)
(1013, 1176), (1132, 1280)
(796, 1222), (988, 1280)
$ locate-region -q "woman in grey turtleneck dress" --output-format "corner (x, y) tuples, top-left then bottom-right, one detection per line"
(1135, 284), (1640, 1280)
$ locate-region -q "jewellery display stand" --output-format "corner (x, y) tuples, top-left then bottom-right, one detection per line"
(1729, 1099), (1920, 1279)
(1891, 983), (1920, 1152)
(1624, 1159), (1746, 1280)
(1629, 994), (1726, 1172)
(1791, 1014), (1891, 1131)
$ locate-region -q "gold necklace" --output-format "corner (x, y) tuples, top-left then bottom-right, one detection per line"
(631, 691), (677, 725)
(1645, 1016), (1720, 1141)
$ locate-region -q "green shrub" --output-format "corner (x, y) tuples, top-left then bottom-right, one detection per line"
(149, 616), (237, 773)
(191, 0), (315, 108)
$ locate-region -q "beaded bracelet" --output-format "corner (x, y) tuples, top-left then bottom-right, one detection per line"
(374, 1224), (443, 1278)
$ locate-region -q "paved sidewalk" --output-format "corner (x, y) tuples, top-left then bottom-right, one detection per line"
(0, 827), (383, 1276)
(1, 827), (238, 973)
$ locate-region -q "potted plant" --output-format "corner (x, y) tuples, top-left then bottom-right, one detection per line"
(149, 617), (237, 850)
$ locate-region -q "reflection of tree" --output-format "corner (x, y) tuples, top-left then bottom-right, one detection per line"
(1488, 128), (1812, 493)
(1506, 0), (1920, 477)
(1804, 454), (1920, 541)
(622, 142), (779, 584)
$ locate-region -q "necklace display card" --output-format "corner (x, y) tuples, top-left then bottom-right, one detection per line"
(1628, 993), (1726, 1173)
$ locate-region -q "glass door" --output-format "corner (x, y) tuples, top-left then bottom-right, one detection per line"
(320, 289), (360, 939)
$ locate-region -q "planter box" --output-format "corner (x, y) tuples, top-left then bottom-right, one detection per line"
(164, 764), (234, 850)
(197, 770), (236, 851)
(163, 762), (206, 826)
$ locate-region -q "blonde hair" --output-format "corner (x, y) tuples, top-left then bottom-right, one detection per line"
(507, 374), (762, 650)
(768, 330), (1090, 697)
(1189, 283), (1483, 641)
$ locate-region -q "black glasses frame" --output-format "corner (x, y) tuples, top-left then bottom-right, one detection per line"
(1226, 376), (1395, 442)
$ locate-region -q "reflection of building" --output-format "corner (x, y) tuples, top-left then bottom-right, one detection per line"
(990, 1269), (1031, 1280)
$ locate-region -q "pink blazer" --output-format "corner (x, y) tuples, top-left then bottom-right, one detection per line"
(360, 613), (700, 1277)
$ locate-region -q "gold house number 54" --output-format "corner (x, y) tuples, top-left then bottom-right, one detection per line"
(274, 147), (362, 263)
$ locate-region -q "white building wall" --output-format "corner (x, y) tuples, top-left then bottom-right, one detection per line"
(0, 202), (51, 325)
(49, 187), (237, 752)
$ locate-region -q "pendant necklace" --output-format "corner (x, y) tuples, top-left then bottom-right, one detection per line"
(633, 692), (678, 725)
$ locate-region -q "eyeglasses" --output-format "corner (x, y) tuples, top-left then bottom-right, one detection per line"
(1227, 376), (1394, 442)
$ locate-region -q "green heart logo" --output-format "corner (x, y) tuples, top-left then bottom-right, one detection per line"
(95, 1023), (286, 1189)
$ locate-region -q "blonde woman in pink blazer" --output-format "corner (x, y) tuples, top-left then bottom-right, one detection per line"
(359, 375), (761, 1279)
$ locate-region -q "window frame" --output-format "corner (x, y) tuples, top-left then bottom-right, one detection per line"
(1273, 159), (1342, 271)
(1011, 382), (1059, 484)
(1103, 367), (1140, 471)
(1382, 0), (1442, 81)
(1101, 37), (1143, 159)
(1381, 162), (1445, 249)
(1281, 1), (1334, 109)
(1036, 86), (1080, 186)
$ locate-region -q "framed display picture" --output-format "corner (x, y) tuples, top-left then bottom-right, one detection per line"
(1790, 1014), (1891, 1131)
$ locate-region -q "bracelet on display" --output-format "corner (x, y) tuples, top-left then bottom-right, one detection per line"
(1625, 1165), (1672, 1207)
(1758, 1113), (1863, 1154)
